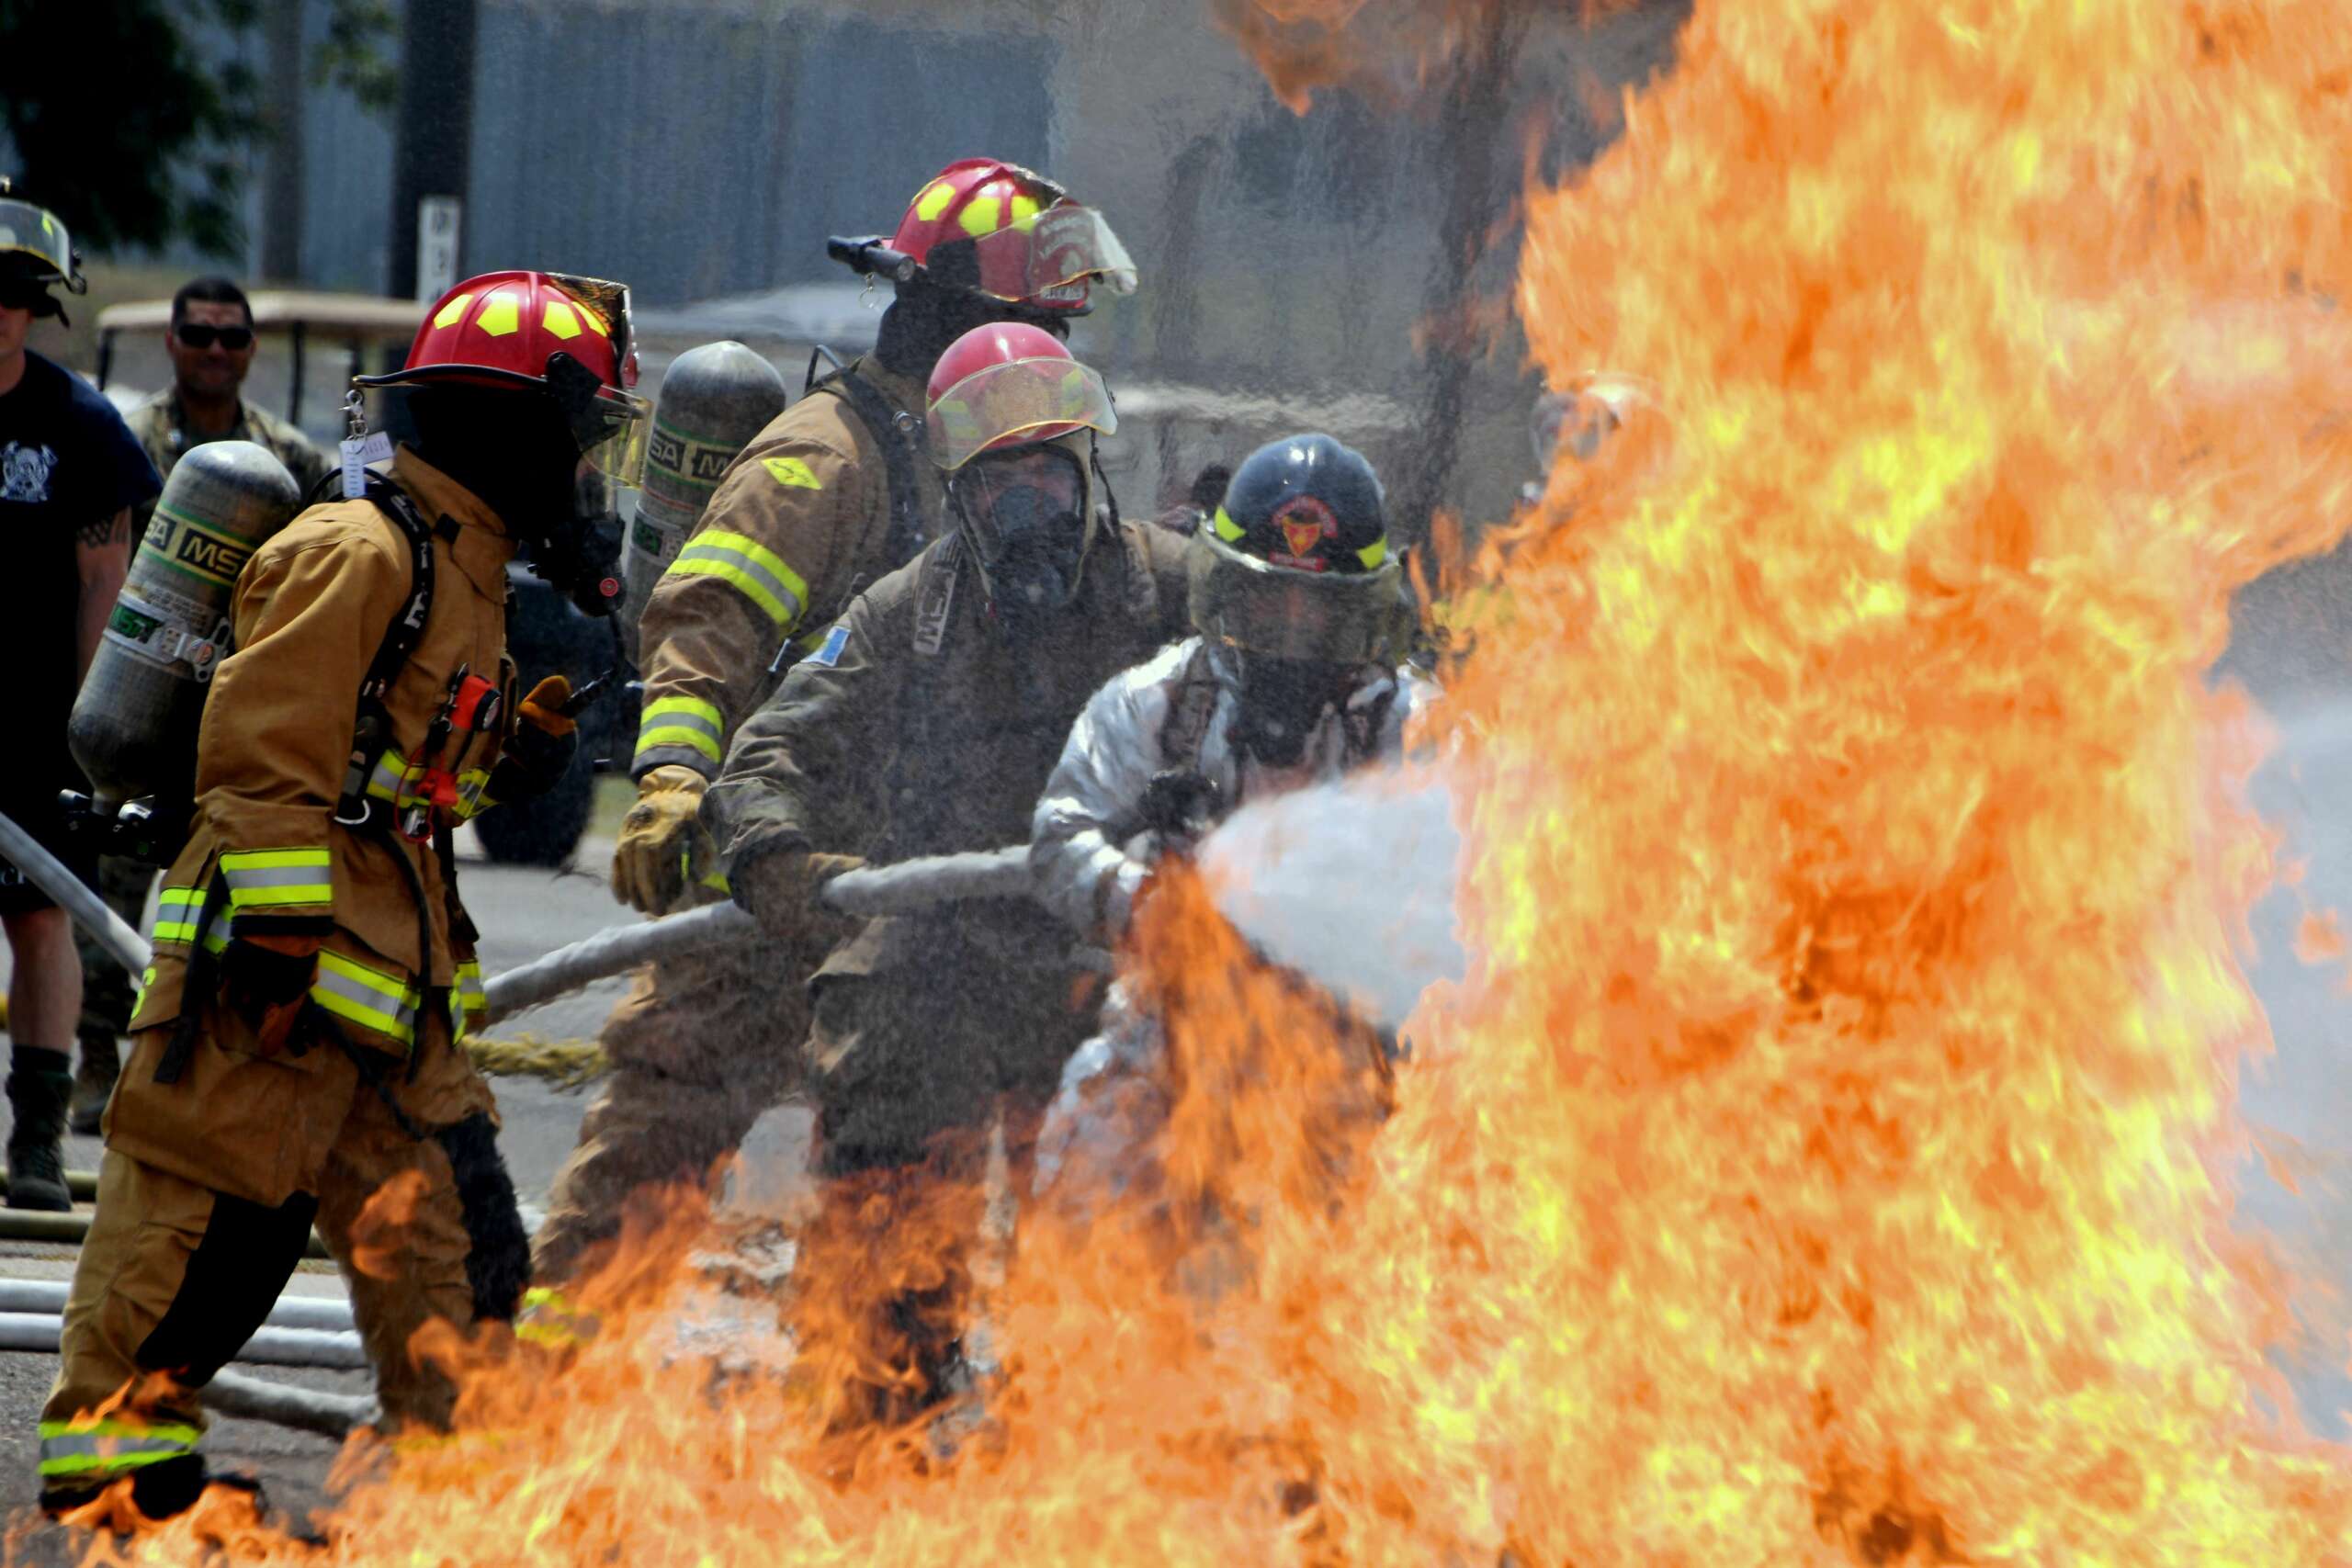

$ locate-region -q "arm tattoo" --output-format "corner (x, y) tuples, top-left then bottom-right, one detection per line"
(75, 510), (131, 549)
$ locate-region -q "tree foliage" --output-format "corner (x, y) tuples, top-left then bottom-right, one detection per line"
(0, 0), (395, 259)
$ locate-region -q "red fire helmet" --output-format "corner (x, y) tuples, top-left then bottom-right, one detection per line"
(356, 270), (651, 486)
(925, 321), (1118, 471)
(890, 159), (1137, 314)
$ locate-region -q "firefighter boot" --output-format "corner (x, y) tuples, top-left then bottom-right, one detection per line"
(6, 1055), (75, 1211)
(69, 1029), (119, 1136)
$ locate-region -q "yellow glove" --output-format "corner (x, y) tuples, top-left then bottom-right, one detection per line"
(611, 765), (709, 915)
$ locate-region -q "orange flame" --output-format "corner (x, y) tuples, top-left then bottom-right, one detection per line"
(61, 0), (2352, 1560)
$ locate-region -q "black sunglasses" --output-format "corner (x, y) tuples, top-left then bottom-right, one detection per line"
(175, 322), (254, 351)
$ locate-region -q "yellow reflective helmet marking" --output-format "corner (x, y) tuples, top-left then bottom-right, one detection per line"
(1011, 193), (1043, 230)
(1357, 537), (1388, 570)
(475, 292), (521, 337)
(541, 299), (582, 340)
(1213, 506), (1247, 543)
(432, 292), (475, 330)
(914, 180), (958, 222)
(763, 456), (823, 491)
(958, 196), (1003, 237)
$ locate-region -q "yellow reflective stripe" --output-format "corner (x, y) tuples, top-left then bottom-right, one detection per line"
(220, 848), (329, 871)
(452, 960), (486, 1041)
(1213, 506), (1245, 543)
(639, 700), (719, 751)
(366, 747), (413, 802)
(452, 770), (495, 820)
(516, 1286), (594, 1348)
(38, 1417), (201, 1477)
(151, 886), (202, 945)
(311, 951), (419, 1043)
(637, 694), (725, 764)
(219, 848), (332, 910)
(1357, 537), (1388, 570)
(666, 530), (808, 631)
(369, 750), (492, 818)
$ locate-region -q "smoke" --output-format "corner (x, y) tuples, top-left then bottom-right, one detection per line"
(1197, 762), (1466, 1034)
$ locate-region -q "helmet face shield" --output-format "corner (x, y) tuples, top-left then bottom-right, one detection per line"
(582, 390), (652, 488)
(1188, 533), (1407, 666)
(930, 354), (1117, 470)
(967, 201), (1138, 310)
(544, 349), (652, 489)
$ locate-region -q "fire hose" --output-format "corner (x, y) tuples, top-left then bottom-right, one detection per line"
(476, 845), (1057, 1029)
(0, 1281), (373, 1438)
(0, 809), (1057, 1034)
(0, 825), (1077, 1441)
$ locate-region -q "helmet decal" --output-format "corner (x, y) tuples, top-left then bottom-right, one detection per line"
(1273, 494), (1340, 570)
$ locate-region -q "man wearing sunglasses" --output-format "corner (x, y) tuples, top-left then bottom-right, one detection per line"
(0, 186), (161, 1215)
(68, 282), (334, 1142)
(125, 279), (330, 525)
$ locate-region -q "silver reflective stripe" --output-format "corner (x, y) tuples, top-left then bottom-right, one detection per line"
(368, 753), (410, 799)
(311, 962), (418, 1039)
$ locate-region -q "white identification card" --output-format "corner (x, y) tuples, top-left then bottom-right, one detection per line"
(340, 431), (395, 498)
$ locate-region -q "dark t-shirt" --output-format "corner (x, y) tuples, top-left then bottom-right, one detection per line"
(0, 350), (163, 799)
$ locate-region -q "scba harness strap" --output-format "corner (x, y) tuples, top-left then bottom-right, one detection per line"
(814, 363), (930, 574)
(334, 474), (440, 831)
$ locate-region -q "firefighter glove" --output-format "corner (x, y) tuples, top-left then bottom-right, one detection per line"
(1137, 769), (1219, 844)
(612, 764), (710, 915)
(732, 845), (865, 943)
(489, 674), (580, 805)
(218, 933), (321, 1054)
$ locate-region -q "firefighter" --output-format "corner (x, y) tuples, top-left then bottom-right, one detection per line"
(703, 322), (1189, 1422)
(37, 269), (647, 1524)
(535, 157), (1139, 1284)
(1027, 433), (1432, 1202)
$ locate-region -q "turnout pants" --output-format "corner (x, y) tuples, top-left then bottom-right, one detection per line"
(792, 911), (1099, 1428)
(37, 1000), (515, 1498)
(531, 931), (816, 1282)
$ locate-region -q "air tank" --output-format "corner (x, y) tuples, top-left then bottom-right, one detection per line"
(68, 439), (302, 810)
(621, 341), (790, 657)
